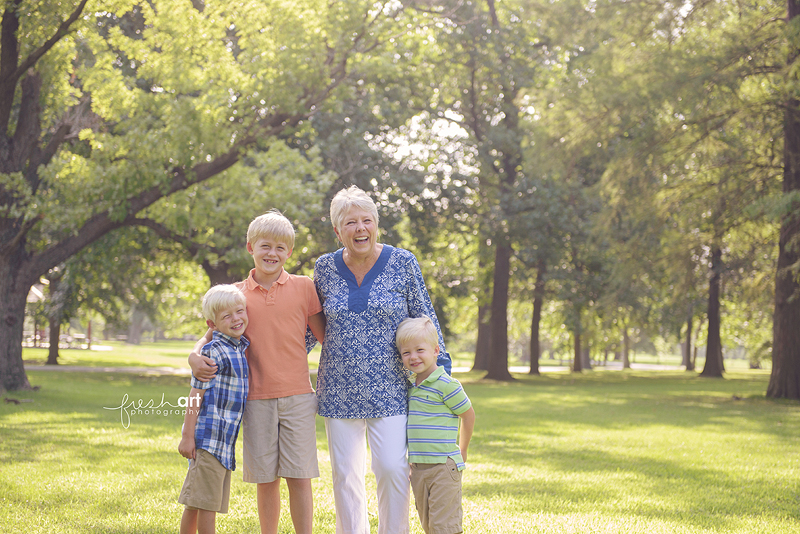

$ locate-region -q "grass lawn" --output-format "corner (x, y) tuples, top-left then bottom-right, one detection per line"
(1, 367), (798, 533)
(22, 340), (766, 373)
(22, 340), (197, 369)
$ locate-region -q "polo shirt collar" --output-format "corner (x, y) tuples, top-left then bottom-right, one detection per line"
(416, 365), (445, 387)
(244, 268), (289, 290)
(212, 330), (250, 349)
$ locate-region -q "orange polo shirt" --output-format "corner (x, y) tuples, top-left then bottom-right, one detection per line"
(235, 269), (322, 400)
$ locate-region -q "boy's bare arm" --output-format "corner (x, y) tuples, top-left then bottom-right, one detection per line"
(178, 387), (206, 460)
(458, 407), (476, 464)
(188, 328), (217, 382)
(308, 312), (326, 343)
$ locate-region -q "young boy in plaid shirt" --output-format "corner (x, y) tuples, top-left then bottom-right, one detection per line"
(178, 285), (250, 534)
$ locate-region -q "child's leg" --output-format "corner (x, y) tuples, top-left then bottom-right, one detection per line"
(196, 509), (216, 534)
(417, 459), (463, 534)
(180, 508), (198, 534)
(274, 392), (318, 534)
(256, 480), (281, 534)
(409, 466), (430, 533)
(286, 477), (313, 534)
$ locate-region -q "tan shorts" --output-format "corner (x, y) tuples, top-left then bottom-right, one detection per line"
(242, 393), (320, 483)
(178, 448), (232, 513)
(410, 457), (463, 534)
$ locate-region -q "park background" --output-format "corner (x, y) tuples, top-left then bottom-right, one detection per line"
(1, 0), (800, 532)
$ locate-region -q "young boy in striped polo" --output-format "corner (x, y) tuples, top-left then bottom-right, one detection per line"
(397, 316), (476, 534)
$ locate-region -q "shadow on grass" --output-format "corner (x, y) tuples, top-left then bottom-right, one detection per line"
(467, 440), (796, 532)
(461, 371), (797, 440)
(0, 372), (191, 467)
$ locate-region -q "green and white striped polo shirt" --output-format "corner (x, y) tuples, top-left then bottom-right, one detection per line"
(407, 366), (472, 470)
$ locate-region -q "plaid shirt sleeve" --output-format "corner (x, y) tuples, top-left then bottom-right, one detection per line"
(190, 335), (249, 471)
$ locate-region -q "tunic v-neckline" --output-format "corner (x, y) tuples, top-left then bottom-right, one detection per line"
(334, 245), (393, 313)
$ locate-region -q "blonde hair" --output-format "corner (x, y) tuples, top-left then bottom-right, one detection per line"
(202, 284), (247, 323)
(330, 185), (380, 233)
(247, 209), (295, 250)
(396, 316), (438, 350)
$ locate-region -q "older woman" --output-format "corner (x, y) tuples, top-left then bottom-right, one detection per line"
(313, 185), (451, 534)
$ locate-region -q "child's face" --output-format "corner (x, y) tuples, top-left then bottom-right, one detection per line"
(247, 237), (292, 279)
(399, 337), (440, 383)
(208, 303), (248, 339)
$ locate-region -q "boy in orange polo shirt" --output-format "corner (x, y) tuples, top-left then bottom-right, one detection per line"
(188, 210), (325, 534)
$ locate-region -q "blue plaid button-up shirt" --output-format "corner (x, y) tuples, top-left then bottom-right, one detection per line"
(191, 331), (249, 471)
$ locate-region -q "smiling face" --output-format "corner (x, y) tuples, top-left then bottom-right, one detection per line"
(247, 237), (292, 286)
(208, 303), (248, 340)
(400, 337), (440, 385)
(334, 208), (378, 260)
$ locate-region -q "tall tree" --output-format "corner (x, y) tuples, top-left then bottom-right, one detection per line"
(0, 0), (403, 391)
(768, 0), (800, 399)
(545, 0), (782, 378)
(415, 0), (547, 380)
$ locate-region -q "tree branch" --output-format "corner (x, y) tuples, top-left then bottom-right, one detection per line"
(131, 217), (229, 258)
(0, 0), (24, 133)
(0, 213), (43, 256)
(40, 124), (71, 168)
(10, 0), (90, 82)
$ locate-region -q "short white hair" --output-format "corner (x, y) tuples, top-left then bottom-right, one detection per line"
(330, 185), (379, 232)
(202, 285), (246, 323)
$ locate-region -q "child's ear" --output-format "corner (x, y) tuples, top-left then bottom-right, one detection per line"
(206, 319), (217, 330)
(434, 344), (440, 356)
(246, 241), (254, 255)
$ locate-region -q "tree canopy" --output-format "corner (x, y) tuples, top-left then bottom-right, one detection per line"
(2, 0), (799, 399)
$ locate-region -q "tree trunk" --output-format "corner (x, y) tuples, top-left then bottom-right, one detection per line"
(202, 260), (241, 286)
(47, 318), (61, 365)
(700, 245), (724, 377)
(683, 309), (695, 371)
(473, 304), (491, 371)
(128, 306), (146, 345)
(485, 241), (513, 380)
(573, 330), (583, 373)
(0, 249), (36, 391)
(622, 327), (631, 369)
(529, 264), (545, 376)
(45, 272), (64, 365)
(768, 0), (800, 399)
(582, 342), (592, 370)
(33, 313), (39, 348)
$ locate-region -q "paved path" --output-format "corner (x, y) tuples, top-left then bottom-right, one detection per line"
(24, 364), (193, 376)
(25, 362), (682, 376)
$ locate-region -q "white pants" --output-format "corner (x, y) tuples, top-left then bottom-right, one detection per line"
(325, 415), (410, 534)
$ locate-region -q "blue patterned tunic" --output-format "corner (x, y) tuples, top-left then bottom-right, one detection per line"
(313, 245), (452, 419)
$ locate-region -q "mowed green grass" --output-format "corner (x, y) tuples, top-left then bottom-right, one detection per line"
(22, 341), (471, 371)
(21, 339), (764, 372)
(1, 368), (797, 533)
(22, 341), (200, 369)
